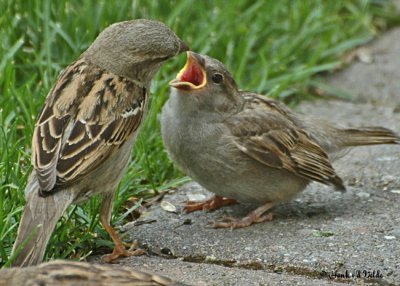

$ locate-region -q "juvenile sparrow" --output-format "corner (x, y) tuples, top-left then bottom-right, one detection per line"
(161, 52), (399, 229)
(0, 260), (187, 286)
(11, 19), (188, 266)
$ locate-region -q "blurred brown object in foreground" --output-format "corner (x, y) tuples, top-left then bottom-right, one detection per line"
(0, 260), (187, 286)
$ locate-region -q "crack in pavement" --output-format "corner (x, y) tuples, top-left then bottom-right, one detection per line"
(144, 245), (396, 286)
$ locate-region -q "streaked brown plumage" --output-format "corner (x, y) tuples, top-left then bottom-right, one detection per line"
(0, 260), (187, 286)
(11, 19), (188, 266)
(161, 52), (399, 228)
(32, 59), (148, 192)
(225, 92), (346, 191)
(33, 59), (147, 193)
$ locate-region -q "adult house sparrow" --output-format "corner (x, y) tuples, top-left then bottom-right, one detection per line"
(0, 260), (187, 286)
(11, 19), (188, 266)
(161, 52), (399, 229)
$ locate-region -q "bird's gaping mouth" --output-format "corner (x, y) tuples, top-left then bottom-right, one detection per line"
(169, 52), (206, 90)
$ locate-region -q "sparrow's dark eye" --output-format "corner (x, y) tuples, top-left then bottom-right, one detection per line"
(211, 73), (223, 84)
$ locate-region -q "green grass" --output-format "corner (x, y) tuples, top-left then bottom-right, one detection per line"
(0, 0), (399, 266)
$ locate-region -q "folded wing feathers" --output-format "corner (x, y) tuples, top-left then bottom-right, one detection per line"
(232, 96), (345, 190)
(32, 59), (146, 193)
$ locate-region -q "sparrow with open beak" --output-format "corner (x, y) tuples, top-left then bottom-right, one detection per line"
(11, 19), (188, 266)
(161, 52), (399, 229)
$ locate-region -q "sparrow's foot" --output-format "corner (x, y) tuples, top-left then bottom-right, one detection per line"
(184, 195), (237, 212)
(100, 208), (145, 263)
(102, 241), (145, 263)
(212, 202), (274, 229)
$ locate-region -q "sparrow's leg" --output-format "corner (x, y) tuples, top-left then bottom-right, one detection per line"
(184, 195), (237, 212)
(100, 192), (145, 263)
(213, 202), (274, 229)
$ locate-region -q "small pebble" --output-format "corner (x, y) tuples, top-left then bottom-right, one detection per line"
(186, 193), (207, 201)
(382, 175), (396, 182)
(356, 191), (370, 198)
(160, 200), (177, 213)
(377, 156), (396, 162)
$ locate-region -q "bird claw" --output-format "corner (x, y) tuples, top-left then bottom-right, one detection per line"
(183, 196), (237, 213)
(212, 213), (273, 229)
(101, 242), (145, 263)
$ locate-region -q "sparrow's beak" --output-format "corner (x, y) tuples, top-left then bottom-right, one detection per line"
(178, 40), (190, 54)
(169, 51), (207, 90)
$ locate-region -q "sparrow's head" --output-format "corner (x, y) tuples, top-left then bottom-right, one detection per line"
(83, 19), (189, 83)
(169, 52), (243, 114)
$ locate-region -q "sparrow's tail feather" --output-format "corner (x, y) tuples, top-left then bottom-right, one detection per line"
(340, 127), (399, 147)
(11, 177), (75, 267)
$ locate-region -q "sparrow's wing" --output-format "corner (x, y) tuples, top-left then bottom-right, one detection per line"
(227, 94), (345, 190)
(32, 59), (147, 193)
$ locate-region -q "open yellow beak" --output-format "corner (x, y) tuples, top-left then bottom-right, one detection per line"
(169, 51), (207, 90)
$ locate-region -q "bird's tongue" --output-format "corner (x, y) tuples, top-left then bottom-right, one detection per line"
(180, 61), (204, 86)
